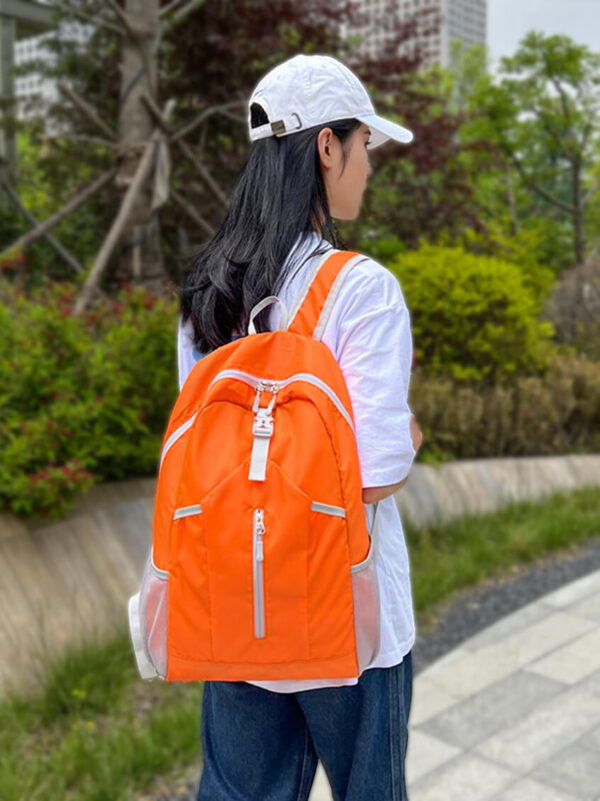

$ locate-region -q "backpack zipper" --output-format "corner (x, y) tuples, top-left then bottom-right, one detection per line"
(208, 369), (354, 432)
(159, 412), (198, 469)
(253, 508), (266, 638)
(161, 370), (354, 468)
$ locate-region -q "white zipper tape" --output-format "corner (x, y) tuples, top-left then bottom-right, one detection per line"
(159, 412), (198, 470)
(311, 501), (346, 518)
(208, 369), (354, 432)
(173, 503), (203, 520)
(253, 508), (265, 638)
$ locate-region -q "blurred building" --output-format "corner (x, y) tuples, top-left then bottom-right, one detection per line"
(1, 0), (94, 184)
(0, 0), (54, 180)
(341, 0), (487, 67)
(14, 17), (92, 127)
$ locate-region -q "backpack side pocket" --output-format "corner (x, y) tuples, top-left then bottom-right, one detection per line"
(350, 501), (382, 673)
(128, 549), (169, 679)
(350, 535), (381, 673)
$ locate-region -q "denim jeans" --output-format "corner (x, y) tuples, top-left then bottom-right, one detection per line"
(196, 651), (413, 801)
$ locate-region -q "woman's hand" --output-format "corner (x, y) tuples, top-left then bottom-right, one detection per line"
(410, 413), (423, 453)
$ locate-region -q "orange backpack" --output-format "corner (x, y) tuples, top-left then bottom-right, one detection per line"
(128, 249), (381, 682)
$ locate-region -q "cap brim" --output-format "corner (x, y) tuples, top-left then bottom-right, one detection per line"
(356, 113), (414, 149)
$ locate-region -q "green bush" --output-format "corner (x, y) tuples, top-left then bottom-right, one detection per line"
(410, 347), (600, 461)
(388, 244), (555, 382)
(2, 257), (598, 521)
(0, 278), (179, 519)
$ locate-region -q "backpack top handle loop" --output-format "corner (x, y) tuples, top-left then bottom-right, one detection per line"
(248, 296), (289, 335)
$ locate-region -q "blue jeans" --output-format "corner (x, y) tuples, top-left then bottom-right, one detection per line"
(196, 651), (413, 801)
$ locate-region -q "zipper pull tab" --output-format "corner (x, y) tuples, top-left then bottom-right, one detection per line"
(252, 385), (264, 412)
(255, 508), (265, 531)
(254, 509), (265, 561)
(253, 381), (279, 413)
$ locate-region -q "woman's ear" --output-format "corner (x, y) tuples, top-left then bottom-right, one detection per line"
(317, 127), (334, 165)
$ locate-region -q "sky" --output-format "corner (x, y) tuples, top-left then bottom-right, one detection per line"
(488, 0), (600, 66)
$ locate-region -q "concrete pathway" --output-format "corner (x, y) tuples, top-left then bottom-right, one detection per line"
(309, 570), (600, 801)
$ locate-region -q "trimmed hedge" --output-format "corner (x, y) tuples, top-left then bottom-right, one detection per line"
(410, 348), (600, 462)
(388, 244), (556, 382)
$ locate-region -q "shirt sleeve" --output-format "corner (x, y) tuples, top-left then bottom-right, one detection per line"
(177, 315), (201, 391)
(333, 263), (417, 487)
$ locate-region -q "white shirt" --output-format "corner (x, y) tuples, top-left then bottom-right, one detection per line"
(177, 231), (417, 693)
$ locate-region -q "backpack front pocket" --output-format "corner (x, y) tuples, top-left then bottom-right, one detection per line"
(306, 499), (356, 661)
(201, 459), (312, 664)
(164, 453), (365, 675)
(168, 502), (213, 664)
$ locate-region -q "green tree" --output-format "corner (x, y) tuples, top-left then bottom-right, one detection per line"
(4, 0), (497, 295)
(470, 32), (600, 267)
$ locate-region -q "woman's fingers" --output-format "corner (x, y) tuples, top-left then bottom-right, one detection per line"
(410, 413), (423, 452)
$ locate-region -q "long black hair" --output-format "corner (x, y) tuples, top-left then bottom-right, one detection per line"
(178, 103), (362, 353)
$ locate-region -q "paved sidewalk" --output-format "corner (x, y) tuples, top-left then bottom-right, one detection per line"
(309, 569), (600, 801)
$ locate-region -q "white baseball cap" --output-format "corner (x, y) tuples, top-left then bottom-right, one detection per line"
(247, 54), (413, 150)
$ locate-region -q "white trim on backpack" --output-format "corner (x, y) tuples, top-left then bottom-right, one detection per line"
(285, 249), (340, 330)
(159, 413), (198, 470)
(206, 369), (355, 433)
(311, 501), (345, 517)
(313, 255), (370, 341)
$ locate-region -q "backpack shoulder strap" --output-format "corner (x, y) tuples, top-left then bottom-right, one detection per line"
(286, 250), (369, 339)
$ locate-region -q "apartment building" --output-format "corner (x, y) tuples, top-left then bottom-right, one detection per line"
(14, 18), (93, 128)
(341, 0), (487, 67)
(0, 0), (54, 178)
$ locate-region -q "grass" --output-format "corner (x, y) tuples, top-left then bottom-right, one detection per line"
(2, 484), (600, 799)
(405, 484), (600, 627)
(0, 632), (204, 801)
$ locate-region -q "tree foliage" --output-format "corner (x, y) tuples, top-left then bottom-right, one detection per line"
(3, 0), (496, 289)
(465, 32), (600, 267)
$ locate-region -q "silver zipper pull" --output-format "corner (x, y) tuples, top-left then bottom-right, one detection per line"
(252, 385), (264, 412)
(254, 510), (265, 561)
(253, 383), (279, 413)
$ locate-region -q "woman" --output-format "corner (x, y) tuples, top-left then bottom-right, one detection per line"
(178, 53), (423, 801)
